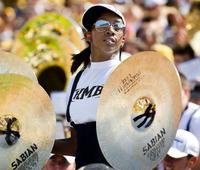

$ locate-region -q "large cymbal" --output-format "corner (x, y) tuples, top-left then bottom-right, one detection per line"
(0, 73), (56, 170)
(96, 51), (182, 170)
(0, 51), (38, 82)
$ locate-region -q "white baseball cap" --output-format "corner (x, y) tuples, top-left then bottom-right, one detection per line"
(81, 4), (126, 31)
(79, 163), (114, 170)
(143, 0), (167, 8)
(167, 129), (199, 158)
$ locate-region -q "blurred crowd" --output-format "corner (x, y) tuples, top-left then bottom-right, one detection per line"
(0, 0), (192, 50)
(1, 0), (200, 83)
(0, 0), (195, 50)
(1, 0), (200, 99)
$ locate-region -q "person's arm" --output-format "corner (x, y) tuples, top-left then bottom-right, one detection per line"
(51, 127), (77, 156)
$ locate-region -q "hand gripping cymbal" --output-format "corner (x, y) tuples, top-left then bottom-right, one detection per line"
(0, 73), (56, 170)
(96, 51), (182, 170)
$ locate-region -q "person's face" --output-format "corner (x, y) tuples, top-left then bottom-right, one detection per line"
(181, 86), (190, 111)
(163, 155), (191, 170)
(46, 155), (69, 170)
(90, 12), (125, 55)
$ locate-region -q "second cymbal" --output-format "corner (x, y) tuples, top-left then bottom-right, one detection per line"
(97, 51), (182, 170)
(0, 73), (56, 170)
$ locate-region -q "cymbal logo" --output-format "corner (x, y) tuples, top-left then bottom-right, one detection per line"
(133, 104), (156, 128)
(11, 143), (38, 170)
(143, 128), (166, 161)
(0, 115), (20, 146)
(132, 97), (156, 129)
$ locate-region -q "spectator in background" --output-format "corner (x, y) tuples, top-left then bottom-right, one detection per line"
(123, 40), (147, 55)
(173, 43), (196, 68)
(190, 81), (200, 105)
(42, 154), (75, 170)
(79, 163), (114, 170)
(178, 72), (200, 170)
(178, 72), (200, 133)
(135, 18), (158, 51)
(0, 6), (15, 51)
(173, 43), (200, 87)
(163, 129), (199, 170)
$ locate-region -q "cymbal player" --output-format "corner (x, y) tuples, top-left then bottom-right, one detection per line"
(52, 3), (126, 169)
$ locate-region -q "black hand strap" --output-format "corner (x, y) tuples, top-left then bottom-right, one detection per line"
(66, 70), (84, 124)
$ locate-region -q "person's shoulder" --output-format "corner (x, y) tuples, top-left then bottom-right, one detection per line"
(188, 102), (200, 119)
(188, 102), (200, 110)
(69, 70), (85, 82)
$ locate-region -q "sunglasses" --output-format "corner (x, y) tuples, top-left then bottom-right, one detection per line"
(94, 20), (125, 32)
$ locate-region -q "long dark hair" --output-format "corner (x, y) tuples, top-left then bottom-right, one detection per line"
(71, 44), (91, 74)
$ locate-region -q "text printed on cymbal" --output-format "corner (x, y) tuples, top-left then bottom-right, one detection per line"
(11, 143), (39, 170)
(117, 71), (143, 94)
(143, 128), (166, 161)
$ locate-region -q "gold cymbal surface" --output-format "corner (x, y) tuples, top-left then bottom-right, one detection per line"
(0, 51), (38, 82)
(97, 51), (182, 170)
(0, 73), (56, 170)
